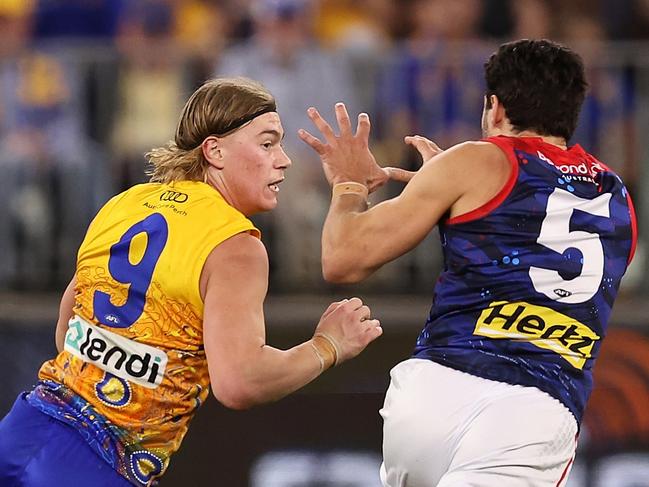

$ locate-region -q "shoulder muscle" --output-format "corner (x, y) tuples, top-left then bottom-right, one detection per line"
(200, 232), (268, 302)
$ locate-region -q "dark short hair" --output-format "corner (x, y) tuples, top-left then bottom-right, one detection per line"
(484, 39), (587, 141)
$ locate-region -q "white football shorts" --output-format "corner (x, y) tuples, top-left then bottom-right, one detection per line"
(380, 358), (578, 487)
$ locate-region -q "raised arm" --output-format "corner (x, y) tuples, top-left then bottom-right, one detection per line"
(320, 143), (472, 282)
(299, 104), (511, 283)
(200, 232), (382, 410)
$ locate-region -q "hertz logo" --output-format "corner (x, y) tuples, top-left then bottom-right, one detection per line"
(474, 301), (600, 369)
(160, 190), (188, 203)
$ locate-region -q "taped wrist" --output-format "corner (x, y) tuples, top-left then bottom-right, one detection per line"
(311, 333), (341, 371)
(332, 182), (369, 201)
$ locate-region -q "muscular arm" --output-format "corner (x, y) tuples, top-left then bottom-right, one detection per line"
(55, 276), (77, 352)
(201, 232), (381, 410)
(322, 142), (511, 282)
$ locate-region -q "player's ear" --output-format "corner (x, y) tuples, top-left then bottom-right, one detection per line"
(489, 95), (506, 127)
(202, 136), (225, 170)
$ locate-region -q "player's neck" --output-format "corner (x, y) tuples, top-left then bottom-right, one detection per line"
(492, 124), (568, 150)
(514, 131), (568, 150)
(205, 167), (240, 211)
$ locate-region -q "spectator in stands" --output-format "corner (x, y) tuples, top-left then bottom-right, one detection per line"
(314, 0), (392, 51)
(215, 0), (360, 289)
(510, 0), (553, 40)
(112, 0), (185, 190)
(598, 0), (649, 39)
(556, 9), (637, 185)
(314, 0), (395, 116)
(374, 0), (487, 288)
(0, 0), (34, 287)
(0, 3), (109, 290)
(173, 0), (229, 89)
(31, 0), (124, 41)
(377, 0), (486, 151)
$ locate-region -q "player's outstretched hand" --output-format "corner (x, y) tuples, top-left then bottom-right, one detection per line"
(406, 134), (443, 161)
(313, 297), (382, 366)
(298, 103), (390, 193)
(386, 135), (445, 183)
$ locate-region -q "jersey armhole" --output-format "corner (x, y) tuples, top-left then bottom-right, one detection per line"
(445, 137), (519, 225)
(626, 190), (638, 265)
(194, 222), (261, 304)
(76, 191), (129, 263)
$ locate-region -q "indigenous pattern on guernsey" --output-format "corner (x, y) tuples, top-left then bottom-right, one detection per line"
(413, 135), (637, 424)
(27, 181), (259, 486)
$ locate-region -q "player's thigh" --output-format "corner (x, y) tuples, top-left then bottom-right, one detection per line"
(441, 387), (577, 487)
(381, 361), (577, 487)
(0, 393), (130, 487)
(0, 393), (54, 485)
(438, 459), (575, 487)
(380, 359), (467, 487)
(21, 422), (131, 487)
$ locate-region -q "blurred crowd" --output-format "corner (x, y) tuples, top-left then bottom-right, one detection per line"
(0, 0), (647, 293)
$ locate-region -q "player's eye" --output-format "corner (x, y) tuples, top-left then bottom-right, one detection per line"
(262, 142), (272, 149)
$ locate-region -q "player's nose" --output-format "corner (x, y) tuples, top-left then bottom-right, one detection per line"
(277, 147), (292, 168)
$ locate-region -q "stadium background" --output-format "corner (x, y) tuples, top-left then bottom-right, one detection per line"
(0, 0), (648, 485)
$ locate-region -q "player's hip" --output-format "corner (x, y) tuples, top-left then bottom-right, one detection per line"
(380, 358), (577, 487)
(0, 393), (133, 487)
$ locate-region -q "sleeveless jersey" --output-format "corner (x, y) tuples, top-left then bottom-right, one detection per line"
(28, 181), (259, 486)
(413, 136), (637, 423)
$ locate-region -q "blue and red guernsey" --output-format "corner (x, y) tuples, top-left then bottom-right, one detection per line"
(413, 135), (637, 423)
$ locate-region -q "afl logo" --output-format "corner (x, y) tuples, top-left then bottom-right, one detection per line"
(160, 190), (188, 203)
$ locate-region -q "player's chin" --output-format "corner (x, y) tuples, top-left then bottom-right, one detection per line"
(259, 195), (279, 212)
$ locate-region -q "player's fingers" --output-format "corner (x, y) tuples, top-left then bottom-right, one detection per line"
(406, 135), (443, 159)
(335, 102), (353, 137)
(384, 167), (417, 183)
(364, 320), (383, 340)
(427, 140), (443, 154)
(405, 135), (437, 161)
(321, 301), (340, 318)
(368, 169), (390, 193)
(344, 296), (363, 310)
(325, 298), (348, 311)
(416, 135), (443, 154)
(355, 112), (371, 144)
(405, 134), (441, 148)
(364, 319), (381, 329)
(355, 305), (371, 321)
(298, 129), (327, 155)
(307, 106), (337, 142)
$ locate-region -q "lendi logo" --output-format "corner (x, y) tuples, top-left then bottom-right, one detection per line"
(474, 301), (600, 369)
(160, 190), (188, 203)
(64, 316), (168, 388)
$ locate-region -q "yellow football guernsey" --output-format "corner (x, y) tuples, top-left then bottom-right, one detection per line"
(28, 181), (259, 486)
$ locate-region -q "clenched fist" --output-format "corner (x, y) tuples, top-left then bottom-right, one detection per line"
(312, 297), (382, 368)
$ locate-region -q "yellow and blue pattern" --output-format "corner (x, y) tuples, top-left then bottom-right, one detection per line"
(28, 181), (259, 486)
